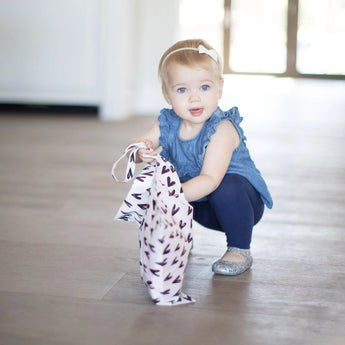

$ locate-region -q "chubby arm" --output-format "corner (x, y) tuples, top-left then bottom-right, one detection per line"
(129, 120), (161, 163)
(181, 120), (240, 202)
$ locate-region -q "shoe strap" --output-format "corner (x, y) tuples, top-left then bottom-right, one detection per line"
(227, 247), (251, 260)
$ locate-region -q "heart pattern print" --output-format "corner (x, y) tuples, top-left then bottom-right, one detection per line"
(112, 143), (195, 305)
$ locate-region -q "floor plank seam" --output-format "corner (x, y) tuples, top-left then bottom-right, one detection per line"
(100, 272), (127, 300)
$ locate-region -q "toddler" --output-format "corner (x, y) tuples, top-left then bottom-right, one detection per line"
(129, 39), (273, 275)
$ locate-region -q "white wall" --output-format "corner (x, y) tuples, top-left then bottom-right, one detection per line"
(0, 1), (101, 105)
(0, 0), (179, 120)
(132, 0), (180, 116)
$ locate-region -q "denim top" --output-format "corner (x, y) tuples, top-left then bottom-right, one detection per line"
(158, 106), (273, 208)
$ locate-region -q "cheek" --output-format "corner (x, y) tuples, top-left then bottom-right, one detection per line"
(206, 91), (220, 104)
(213, 88), (222, 101)
(169, 95), (184, 107)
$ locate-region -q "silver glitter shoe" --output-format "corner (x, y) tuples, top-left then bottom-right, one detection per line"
(212, 247), (253, 276)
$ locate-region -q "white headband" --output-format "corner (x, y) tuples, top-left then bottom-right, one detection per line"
(161, 44), (218, 67)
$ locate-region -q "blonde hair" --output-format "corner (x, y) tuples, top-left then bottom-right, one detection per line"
(158, 39), (223, 94)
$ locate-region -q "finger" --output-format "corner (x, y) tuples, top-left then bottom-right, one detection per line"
(143, 139), (153, 149)
(142, 149), (157, 158)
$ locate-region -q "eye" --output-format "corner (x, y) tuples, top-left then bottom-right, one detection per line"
(177, 87), (187, 93)
(201, 84), (210, 91)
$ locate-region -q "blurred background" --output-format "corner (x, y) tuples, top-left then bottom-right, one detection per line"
(0, 0), (344, 120)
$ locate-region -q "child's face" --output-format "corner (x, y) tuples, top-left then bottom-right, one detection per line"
(163, 63), (223, 125)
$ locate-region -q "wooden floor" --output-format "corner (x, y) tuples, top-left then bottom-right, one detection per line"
(0, 76), (344, 345)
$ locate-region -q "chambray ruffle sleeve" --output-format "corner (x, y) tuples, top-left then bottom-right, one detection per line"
(197, 106), (244, 162)
(223, 106), (246, 140)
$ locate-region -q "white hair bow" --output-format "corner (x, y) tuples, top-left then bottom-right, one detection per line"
(197, 44), (218, 62)
(160, 44), (219, 67)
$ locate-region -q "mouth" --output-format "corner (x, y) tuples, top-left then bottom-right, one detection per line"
(189, 108), (204, 116)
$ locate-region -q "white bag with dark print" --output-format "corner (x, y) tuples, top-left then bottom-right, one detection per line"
(112, 143), (194, 305)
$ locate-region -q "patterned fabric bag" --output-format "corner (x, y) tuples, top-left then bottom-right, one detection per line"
(112, 143), (195, 305)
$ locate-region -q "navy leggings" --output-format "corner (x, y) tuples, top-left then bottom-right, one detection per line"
(190, 174), (264, 249)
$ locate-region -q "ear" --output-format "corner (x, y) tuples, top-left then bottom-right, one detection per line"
(218, 78), (224, 99)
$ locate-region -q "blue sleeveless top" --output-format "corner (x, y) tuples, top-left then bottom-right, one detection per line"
(158, 107), (273, 209)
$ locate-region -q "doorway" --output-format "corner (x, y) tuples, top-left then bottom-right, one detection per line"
(223, 0), (345, 79)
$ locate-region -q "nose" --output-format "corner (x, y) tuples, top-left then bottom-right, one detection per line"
(189, 89), (201, 102)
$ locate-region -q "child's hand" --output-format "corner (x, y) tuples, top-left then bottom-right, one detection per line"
(138, 139), (157, 163)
